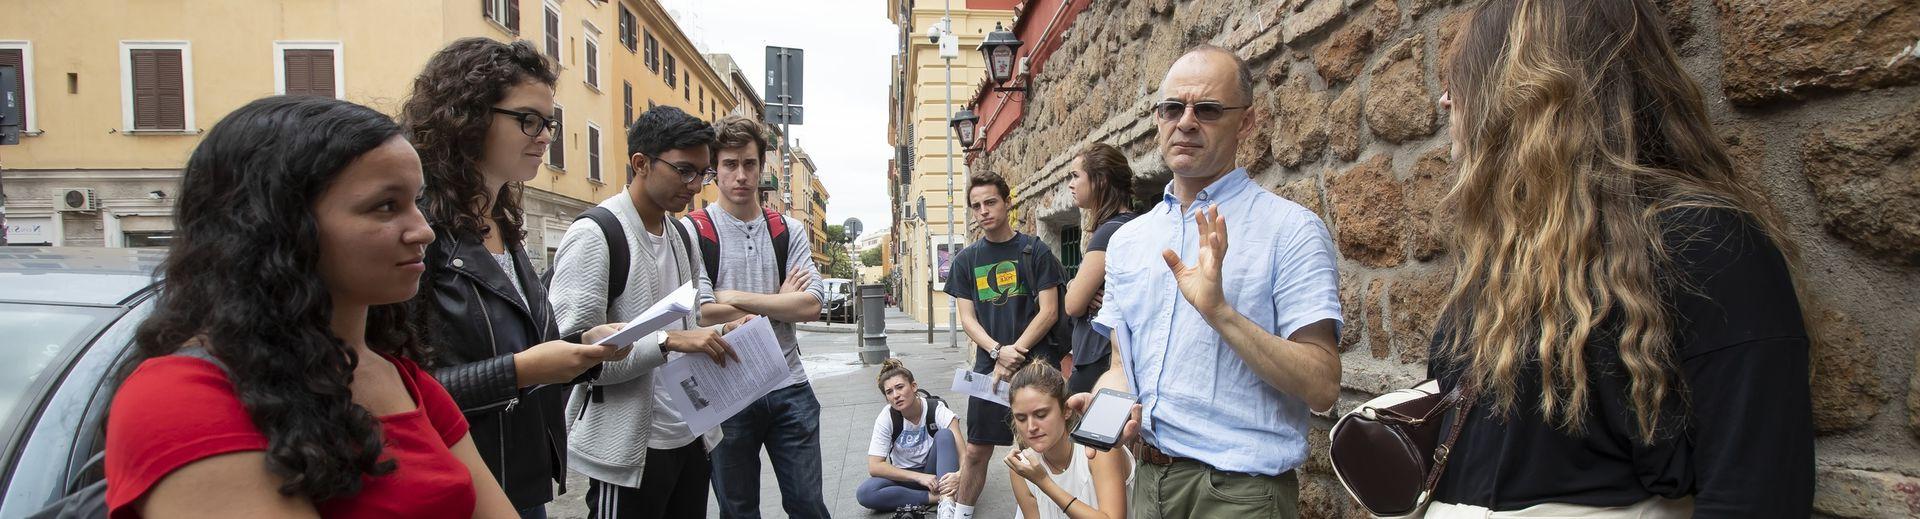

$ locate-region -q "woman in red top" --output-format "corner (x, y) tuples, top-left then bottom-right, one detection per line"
(104, 96), (518, 518)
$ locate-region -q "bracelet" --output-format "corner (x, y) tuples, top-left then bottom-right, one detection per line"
(1062, 497), (1079, 511)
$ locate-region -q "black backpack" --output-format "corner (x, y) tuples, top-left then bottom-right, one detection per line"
(888, 390), (947, 447)
(29, 347), (228, 519)
(1017, 234), (1073, 367)
(542, 206), (702, 308)
(540, 206), (696, 410)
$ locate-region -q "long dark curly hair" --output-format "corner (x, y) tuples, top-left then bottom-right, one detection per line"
(128, 96), (427, 501)
(400, 37), (557, 244)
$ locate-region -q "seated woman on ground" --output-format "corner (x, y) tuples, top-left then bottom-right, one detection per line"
(1006, 361), (1130, 519)
(857, 359), (964, 515)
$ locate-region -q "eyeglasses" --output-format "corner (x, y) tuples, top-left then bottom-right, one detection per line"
(490, 107), (558, 137)
(1152, 100), (1250, 123)
(650, 157), (718, 185)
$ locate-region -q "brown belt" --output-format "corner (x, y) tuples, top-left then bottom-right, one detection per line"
(1135, 441), (1201, 467)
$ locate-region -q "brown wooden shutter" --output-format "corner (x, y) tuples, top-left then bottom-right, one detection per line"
(506, 0), (520, 34)
(589, 125), (601, 181)
(131, 49), (184, 130)
(483, 0), (495, 22)
(0, 49), (26, 130)
(283, 49), (333, 98)
(548, 104), (564, 168)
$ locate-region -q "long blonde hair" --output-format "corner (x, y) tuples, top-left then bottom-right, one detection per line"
(1440, 0), (1793, 443)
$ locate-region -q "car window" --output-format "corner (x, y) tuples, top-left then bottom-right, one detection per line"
(0, 303), (118, 425)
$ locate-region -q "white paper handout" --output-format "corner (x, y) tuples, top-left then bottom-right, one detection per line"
(950, 368), (1011, 408)
(595, 281), (698, 347)
(657, 318), (790, 434)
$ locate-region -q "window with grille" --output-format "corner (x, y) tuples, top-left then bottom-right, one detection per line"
(1060, 225), (1084, 278)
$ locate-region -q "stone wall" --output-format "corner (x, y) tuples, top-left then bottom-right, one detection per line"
(979, 0), (1920, 516)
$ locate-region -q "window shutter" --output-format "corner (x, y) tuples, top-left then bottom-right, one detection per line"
(0, 50), (25, 130)
(623, 82), (633, 126)
(548, 105), (565, 169)
(589, 126), (602, 181)
(545, 9), (560, 59)
(283, 49), (333, 98)
(586, 39), (598, 87)
(130, 49), (184, 130)
(483, 0), (496, 22)
(506, 0), (520, 34)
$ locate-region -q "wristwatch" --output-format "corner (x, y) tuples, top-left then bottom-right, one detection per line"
(989, 343), (1003, 360)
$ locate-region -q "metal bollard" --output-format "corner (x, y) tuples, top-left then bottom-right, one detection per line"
(857, 283), (890, 365)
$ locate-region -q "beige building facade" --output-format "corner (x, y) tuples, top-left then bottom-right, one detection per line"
(886, 0), (1015, 327)
(0, 0), (735, 272)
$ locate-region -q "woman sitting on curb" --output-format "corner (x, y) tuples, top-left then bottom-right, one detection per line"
(857, 359), (965, 517)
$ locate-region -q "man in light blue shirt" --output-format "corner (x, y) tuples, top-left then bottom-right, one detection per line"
(1079, 44), (1343, 518)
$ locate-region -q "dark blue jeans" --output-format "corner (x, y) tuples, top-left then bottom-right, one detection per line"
(709, 382), (830, 519)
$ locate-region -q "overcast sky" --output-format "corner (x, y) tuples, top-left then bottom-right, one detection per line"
(660, 0), (898, 239)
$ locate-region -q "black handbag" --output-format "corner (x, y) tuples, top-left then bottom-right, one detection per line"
(1328, 379), (1476, 517)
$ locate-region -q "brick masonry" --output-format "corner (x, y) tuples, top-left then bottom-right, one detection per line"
(974, 0), (1920, 516)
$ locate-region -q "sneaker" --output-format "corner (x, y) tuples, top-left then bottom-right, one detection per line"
(936, 498), (956, 519)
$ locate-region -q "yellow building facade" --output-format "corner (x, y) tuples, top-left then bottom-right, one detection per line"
(887, 0), (1013, 327)
(0, 0), (736, 271)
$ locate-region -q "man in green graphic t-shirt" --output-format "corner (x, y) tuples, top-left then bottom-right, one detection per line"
(940, 171), (1066, 519)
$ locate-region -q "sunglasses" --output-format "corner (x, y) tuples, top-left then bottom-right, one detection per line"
(650, 157), (718, 186)
(1152, 100), (1250, 123)
(490, 107), (558, 137)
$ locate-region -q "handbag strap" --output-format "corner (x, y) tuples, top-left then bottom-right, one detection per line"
(1423, 383), (1478, 493)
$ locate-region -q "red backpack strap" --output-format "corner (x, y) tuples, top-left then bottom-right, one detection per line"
(763, 208), (792, 285)
(688, 208), (722, 287)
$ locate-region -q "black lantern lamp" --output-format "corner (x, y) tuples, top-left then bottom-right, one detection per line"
(978, 22), (1026, 93)
(949, 106), (980, 149)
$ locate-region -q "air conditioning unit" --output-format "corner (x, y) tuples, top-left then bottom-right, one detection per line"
(55, 188), (99, 212)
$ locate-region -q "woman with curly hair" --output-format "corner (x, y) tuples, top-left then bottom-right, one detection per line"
(400, 38), (625, 519)
(104, 95), (517, 517)
(1426, 0), (1812, 516)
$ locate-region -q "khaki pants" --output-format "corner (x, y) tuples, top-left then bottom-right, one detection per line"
(1129, 458), (1300, 519)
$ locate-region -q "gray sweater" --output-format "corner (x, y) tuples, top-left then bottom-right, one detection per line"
(549, 192), (717, 488)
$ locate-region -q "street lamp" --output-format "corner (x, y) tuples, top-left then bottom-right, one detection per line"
(949, 107), (979, 149)
(978, 22), (1024, 85)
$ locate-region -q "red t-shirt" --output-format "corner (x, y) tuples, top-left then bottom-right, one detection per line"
(105, 353), (476, 518)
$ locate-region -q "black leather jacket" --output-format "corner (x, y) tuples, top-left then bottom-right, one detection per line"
(417, 225), (592, 510)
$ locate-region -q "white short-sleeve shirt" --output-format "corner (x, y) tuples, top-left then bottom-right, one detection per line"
(867, 397), (958, 469)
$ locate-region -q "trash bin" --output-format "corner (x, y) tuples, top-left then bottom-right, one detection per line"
(856, 283), (889, 365)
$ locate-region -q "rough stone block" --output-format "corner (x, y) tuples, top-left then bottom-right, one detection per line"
(1654, 0), (1696, 49)
(1714, 0), (1920, 105)
(1285, 0), (1348, 43)
(1406, 146), (1455, 261)
(1390, 272), (1451, 365)
(1911, 349), (1920, 440)
(1313, 18), (1375, 85)
(1328, 87), (1364, 162)
(1338, 270), (1365, 352)
(1329, 156), (1408, 268)
(1436, 8), (1473, 86)
(1812, 466), (1920, 518)
(1810, 309), (1890, 434)
(1365, 36), (1439, 144)
(1270, 73), (1335, 168)
(1410, 0), (1463, 19)
(1278, 174), (1326, 217)
(1366, 278), (1388, 359)
(1801, 102), (1920, 264)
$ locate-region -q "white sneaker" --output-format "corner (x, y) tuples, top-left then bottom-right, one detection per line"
(936, 497), (955, 519)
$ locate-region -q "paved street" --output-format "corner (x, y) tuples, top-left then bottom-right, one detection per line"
(550, 309), (1016, 518)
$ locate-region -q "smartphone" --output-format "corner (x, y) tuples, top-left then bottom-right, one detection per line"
(1070, 388), (1137, 452)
